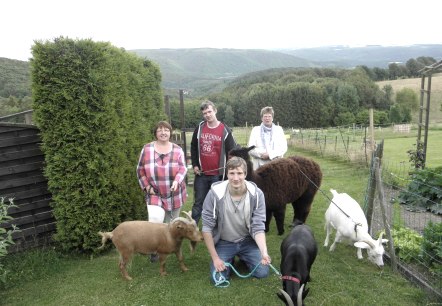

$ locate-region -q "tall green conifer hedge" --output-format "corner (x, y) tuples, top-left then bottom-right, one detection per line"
(31, 37), (163, 252)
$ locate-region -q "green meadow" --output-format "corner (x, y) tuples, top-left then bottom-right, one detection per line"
(1, 145), (438, 305)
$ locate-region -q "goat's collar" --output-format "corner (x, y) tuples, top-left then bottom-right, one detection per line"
(354, 222), (363, 238)
(281, 275), (301, 283)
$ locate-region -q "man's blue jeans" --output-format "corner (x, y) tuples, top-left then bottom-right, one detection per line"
(192, 174), (220, 225)
(210, 237), (269, 283)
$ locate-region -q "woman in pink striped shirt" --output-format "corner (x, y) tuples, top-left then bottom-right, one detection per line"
(137, 121), (187, 224)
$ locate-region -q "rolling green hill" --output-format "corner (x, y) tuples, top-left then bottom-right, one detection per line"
(281, 44), (442, 68)
(131, 48), (314, 96)
(377, 74), (442, 123)
(0, 57), (31, 98)
(2, 45), (442, 101)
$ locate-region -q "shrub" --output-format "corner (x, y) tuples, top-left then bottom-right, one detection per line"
(391, 227), (423, 263)
(0, 197), (19, 283)
(421, 221), (442, 277)
(31, 37), (163, 252)
(398, 166), (442, 215)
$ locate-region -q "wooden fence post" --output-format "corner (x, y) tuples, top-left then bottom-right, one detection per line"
(374, 156), (397, 272)
(366, 140), (383, 230)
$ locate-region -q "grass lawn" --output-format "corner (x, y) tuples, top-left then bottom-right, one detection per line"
(1, 146), (438, 305)
(381, 129), (442, 168)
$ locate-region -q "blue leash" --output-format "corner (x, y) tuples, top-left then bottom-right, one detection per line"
(212, 262), (281, 288)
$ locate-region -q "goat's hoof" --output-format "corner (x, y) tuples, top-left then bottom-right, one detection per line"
(160, 272), (168, 276)
(124, 276), (133, 281)
(277, 231), (284, 236)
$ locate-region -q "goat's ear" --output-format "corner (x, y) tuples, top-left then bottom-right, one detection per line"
(247, 145), (255, 152)
(174, 221), (185, 229)
(354, 241), (370, 249)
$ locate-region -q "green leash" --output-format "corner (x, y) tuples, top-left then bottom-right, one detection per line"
(213, 262), (281, 288)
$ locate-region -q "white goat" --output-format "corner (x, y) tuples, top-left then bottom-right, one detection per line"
(324, 189), (388, 267)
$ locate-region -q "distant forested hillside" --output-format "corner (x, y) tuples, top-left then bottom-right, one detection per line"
(0, 57), (32, 117)
(280, 44), (442, 68)
(131, 48), (314, 96)
(1, 45), (441, 119)
(0, 57), (30, 98)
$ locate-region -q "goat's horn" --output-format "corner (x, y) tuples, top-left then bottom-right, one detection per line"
(363, 239), (376, 248)
(181, 211), (193, 221)
(172, 217), (190, 224)
(297, 284), (305, 306)
(279, 289), (294, 306)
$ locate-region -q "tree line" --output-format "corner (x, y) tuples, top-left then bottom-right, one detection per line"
(168, 66), (419, 129)
(1, 55), (434, 126)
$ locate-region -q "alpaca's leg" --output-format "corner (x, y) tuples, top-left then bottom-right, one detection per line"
(292, 193), (314, 224)
(265, 209), (273, 233)
(273, 207), (285, 235)
(291, 202), (299, 223)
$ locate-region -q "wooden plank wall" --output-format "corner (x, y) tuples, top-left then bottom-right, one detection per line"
(0, 123), (54, 252)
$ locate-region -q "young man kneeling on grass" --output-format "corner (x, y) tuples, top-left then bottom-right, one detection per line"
(201, 156), (271, 283)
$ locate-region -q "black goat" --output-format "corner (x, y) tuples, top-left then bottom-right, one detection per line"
(277, 221), (318, 306)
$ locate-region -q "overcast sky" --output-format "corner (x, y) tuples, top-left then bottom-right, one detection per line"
(2, 0), (441, 61)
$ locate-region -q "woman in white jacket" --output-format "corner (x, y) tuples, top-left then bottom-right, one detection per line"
(247, 106), (287, 170)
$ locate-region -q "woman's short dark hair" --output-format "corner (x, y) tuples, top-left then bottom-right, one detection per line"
(226, 156), (247, 176)
(153, 121), (173, 139)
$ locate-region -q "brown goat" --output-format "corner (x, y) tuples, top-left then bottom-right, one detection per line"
(98, 212), (203, 280)
(229, 146), (322, 235)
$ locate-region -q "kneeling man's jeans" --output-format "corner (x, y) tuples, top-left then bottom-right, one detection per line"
(210, 237), (269, 283)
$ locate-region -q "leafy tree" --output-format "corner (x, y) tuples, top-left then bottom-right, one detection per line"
(334, 83), (359, 115)
(334, 111), (355, 126)
(416, 56), (436, 66)
(377, 84), (394, 110)
(372, 67), (389, 81)
(357, 65), (375, 80)
(345, 67), (379, 109)
(396, 88), (419, 112)
(0, 96), (32, 117)
(389, 104), (412, 123)
(355, 109), (389, 125)
(224, 105), (234, 127)
(388, 63), (402, 80)
(406, 59), (421, 77)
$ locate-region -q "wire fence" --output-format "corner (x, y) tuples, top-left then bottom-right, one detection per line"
(288, 125), (441, 299)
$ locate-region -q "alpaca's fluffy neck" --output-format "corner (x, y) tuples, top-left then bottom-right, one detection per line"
(245, 160), (263, 187)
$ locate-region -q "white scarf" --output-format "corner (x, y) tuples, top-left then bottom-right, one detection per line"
(260, 123), (274, 151)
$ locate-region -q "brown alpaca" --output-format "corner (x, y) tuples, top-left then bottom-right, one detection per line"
(229, 146), (322, 235)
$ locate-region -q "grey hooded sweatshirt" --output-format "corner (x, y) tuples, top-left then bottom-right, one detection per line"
(201, 180), (266, 245)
